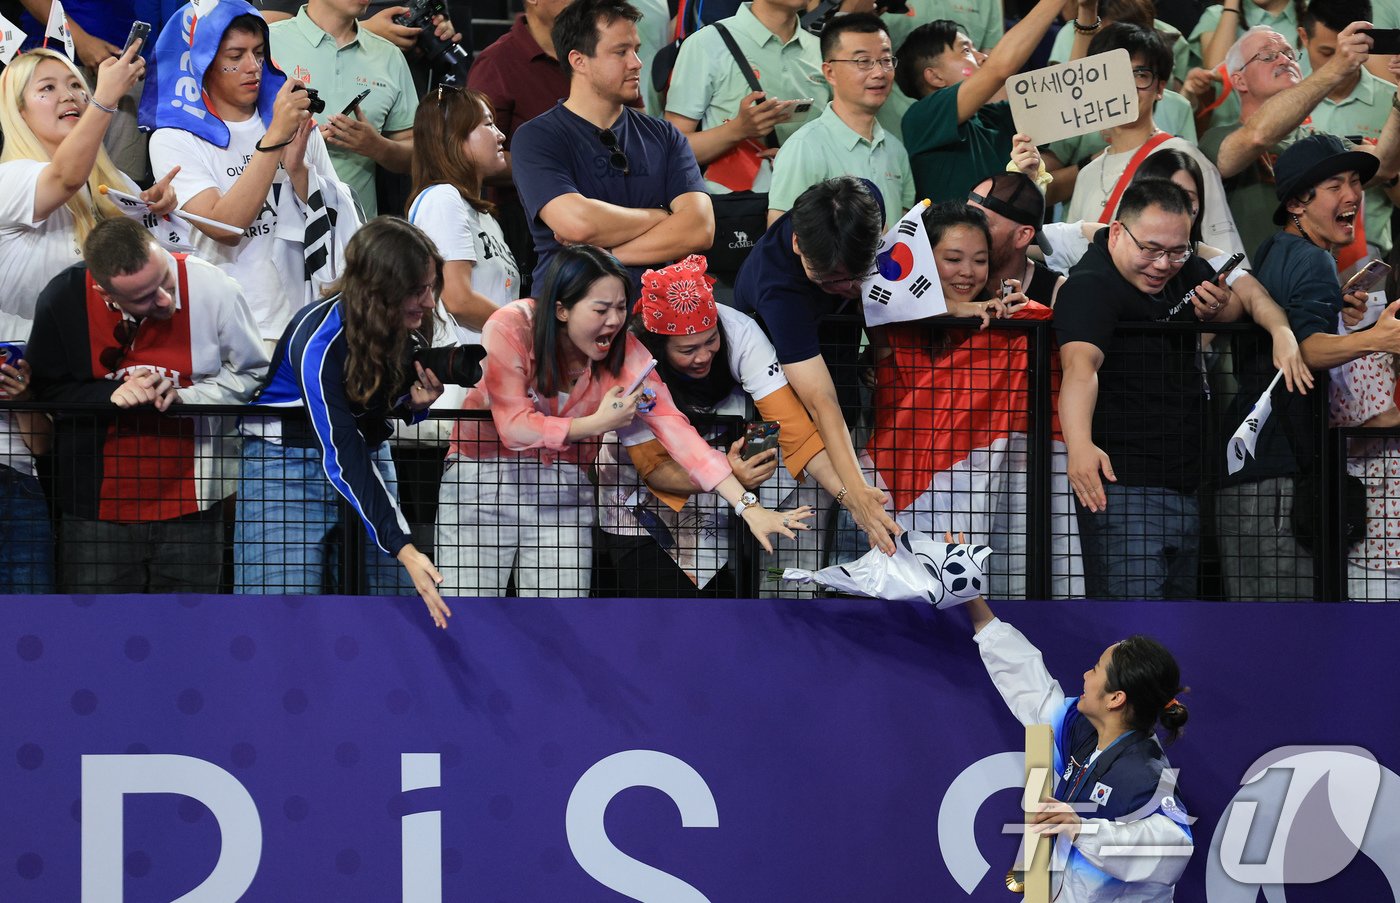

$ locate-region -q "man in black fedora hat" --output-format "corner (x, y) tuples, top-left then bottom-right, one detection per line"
(1216, 132), (1400, 600)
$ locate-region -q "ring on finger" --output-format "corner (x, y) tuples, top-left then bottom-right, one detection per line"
(612, 401), (624, 409)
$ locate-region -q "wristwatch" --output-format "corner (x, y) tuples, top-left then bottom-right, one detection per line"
(734, 492), (759, 516)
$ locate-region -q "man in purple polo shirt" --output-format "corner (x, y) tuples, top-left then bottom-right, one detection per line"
(510, 0), (713, 287)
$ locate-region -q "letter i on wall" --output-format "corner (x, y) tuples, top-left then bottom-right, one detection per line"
(402, 753), (443, 902)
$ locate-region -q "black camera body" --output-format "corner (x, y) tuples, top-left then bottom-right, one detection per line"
(393, 0), (472, 87)
(412, 343), (485, 387)
(292, 82), (326, 114)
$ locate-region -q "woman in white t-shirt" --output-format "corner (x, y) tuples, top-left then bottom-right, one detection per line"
(0, 45), (176, 592)
(407, 85), (519, 345)
(398, 87), (521, 545)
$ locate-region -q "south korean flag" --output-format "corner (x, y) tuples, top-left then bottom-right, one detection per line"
(0, 12), (27, 65)
(1227, 369), (1284, 476)
(43, 0), (74, 61)
(861, 199), (947, 327)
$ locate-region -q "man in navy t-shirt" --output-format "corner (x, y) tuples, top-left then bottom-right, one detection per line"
(732, 176), (902, 556)
(510, 0), (713, 288)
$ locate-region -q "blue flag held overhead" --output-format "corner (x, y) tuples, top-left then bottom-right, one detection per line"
(138, 0), (285, 148)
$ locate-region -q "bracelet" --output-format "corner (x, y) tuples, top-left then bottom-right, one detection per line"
(834, 486), (849, 506)
(1071, 14), (1102, 33)
(254, 134), (295, 153)
(89, 97), (118, 114)
(1392, 92), (1400, 114)
(1219, 7), (1242, 15)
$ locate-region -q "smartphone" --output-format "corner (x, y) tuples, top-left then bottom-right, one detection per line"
(123, 21), (150, 56)
(623, 359), (658, 397)
(1342, 258), (1392, 295)
(0, 341), (24, 369)
(1213, 252), (1246, 283)
(790, 98), (815, 115)
(740, 420), (780, 460)
(1361, 28), (1400, 54)
(340, 88), (371, 116)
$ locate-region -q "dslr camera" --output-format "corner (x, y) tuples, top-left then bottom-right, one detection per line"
(291, 82), (325, 114)
(393, 0), (473, 87)
(412, 343), (486, 387)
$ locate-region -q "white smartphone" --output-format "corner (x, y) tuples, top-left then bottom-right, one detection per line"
(624, 359), (658, 396)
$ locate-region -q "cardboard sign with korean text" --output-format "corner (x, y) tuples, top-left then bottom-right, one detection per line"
(1008, 49), (1139, 145)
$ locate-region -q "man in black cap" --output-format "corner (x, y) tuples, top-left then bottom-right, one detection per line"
(968, 171), (1065, 307)
(1217, 132), (1400, 600)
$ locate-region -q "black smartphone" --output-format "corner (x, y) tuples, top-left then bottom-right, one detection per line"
(1361, 28), (1400, 54)
(1213, 252), (1246, 282)
(341, 88), (371, 116)
(1342, 258), (1392, 294)
(123, 20), (150, 56)
(740, 421), (779, 460)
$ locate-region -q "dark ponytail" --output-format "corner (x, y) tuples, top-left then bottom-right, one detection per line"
(1106, 635), (1190, 745)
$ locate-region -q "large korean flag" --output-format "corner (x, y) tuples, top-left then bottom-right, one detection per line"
(861, 199), (946, 327)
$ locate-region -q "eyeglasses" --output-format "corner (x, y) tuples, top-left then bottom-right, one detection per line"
(597, 128), (629, 176)
(99, 318), (139, 373)
(1243, 46), (1298, 68)
(1117, 222), (1193, 264)
(826, 56), (898, 72)
(1131, 67), (1160, 90)
(814, 269), (877, 291)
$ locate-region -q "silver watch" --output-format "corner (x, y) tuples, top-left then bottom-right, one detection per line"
(733, 491), (759, 516)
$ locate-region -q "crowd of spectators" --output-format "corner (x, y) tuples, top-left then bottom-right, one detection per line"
(2, 0), (1400, 610)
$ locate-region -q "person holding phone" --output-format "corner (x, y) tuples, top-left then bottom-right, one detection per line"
(434, 245), (813, 598)
(1216, 134), (1400, 600)
(595, 254), (847, 597)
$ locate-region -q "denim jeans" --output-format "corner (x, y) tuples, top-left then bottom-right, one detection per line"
(1076, 484), (1200, 600)
(59, 503), (223, 593)
(234, 437), (411, 595)
(0, 464), (54, 593)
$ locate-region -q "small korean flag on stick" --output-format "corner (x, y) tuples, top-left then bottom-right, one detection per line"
(1227, 369), (1285, 475)
(861, 199), (947, 327)
(0, 13), (26, 65)
(43, 0), (74, 61)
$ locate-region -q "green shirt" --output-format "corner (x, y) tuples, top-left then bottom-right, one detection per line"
(768, 103), (915, 225)
(903, 82), (1016, 204)
(1200, 121), (1310, 259)
(883, 0), (1002, 61)
(1187, 2), (1301, 71)
(268, 8), (419, 218)
(1308, 68), (1398, 255)
(1049, 18), (1190, 85)
(666, 3), (829, 194)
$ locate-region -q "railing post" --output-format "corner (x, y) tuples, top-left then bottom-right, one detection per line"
(1026, 320), (1053, 600)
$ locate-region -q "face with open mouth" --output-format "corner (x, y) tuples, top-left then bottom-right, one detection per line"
(20, 58), (92, 152)
(557, 275), (629, 364)
(1288, 171), (1364, 249)
(933, 224), (990, 305)
(1108, 206), (1193, 296)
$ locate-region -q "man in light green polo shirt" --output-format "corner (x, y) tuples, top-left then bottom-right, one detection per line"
(1190, 0), (1302, 71)
(269, 0), (419, 217)
(1301, 0), (1400, 257)
(767, 14), (914, 227)
(665, 0), (830, 196)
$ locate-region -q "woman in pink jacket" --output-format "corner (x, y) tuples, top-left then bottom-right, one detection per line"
(435, 245), (812, 597)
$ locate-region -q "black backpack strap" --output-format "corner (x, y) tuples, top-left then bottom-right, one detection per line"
(713, 22), (778, 149)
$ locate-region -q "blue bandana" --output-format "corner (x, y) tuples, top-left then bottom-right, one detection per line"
(138, 0), (286, 148)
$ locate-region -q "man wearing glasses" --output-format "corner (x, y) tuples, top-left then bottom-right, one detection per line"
(1054, 180), (1236, 599)
(895, 0), (1069, 204)
(1200, 22), (1400, 257)
(1065, 24), (1246, 260)
(765, 14), (912, 229)
(511, 0), (714, 287)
